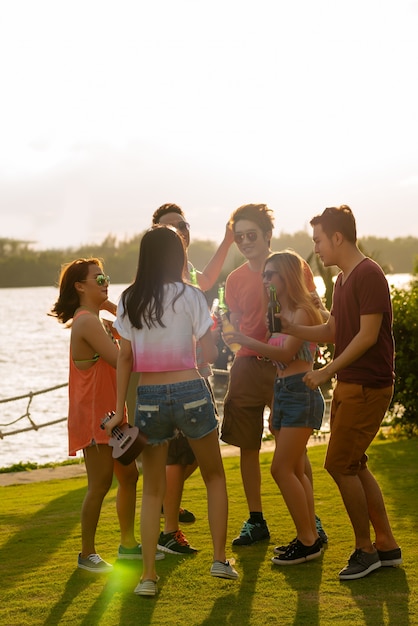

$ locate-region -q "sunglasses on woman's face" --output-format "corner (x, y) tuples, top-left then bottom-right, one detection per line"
(84, 274), (110, 286)
(262, 270), (279, 281)
(233, 230), (258, 245)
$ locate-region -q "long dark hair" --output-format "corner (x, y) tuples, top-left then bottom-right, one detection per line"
(50, 258), (103, 324)
(122, 225), (186, 329)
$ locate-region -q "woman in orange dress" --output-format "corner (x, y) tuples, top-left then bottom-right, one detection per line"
(50, 258), (141, 573)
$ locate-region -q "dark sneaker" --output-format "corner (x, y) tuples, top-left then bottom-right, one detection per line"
(232, 520), (270, 546)
(315, 515), (328, 544)
(375, 546), (402, 567)
(271, 538), (323, 565)
(273, 538), (297, 555)
(117, 544), (165, 561)
(157, 530), (198, 555)
(339, 549), (381, 580)
(77, 553), (113, 573)
(179, 508), (196, 524)
(210, 559), (239, 580)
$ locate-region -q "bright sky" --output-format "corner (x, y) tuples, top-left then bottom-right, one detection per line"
(1, 0), (417, 249)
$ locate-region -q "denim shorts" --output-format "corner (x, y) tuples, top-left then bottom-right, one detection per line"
(271, 372), (324, 430)
(135, 378), (218, 445)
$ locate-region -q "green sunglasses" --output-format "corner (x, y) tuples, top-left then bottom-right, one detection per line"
(83, 274), (110, 286)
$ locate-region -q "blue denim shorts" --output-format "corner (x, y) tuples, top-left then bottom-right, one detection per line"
(272, 372), (324, 430)
(134, 378), (218, 444)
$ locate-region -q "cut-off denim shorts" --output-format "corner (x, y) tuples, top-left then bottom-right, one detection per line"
(272, 372), (324, 430)
(135, 378), (218, 445)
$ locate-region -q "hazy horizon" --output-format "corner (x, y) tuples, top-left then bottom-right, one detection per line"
(1, 0), (417, 249)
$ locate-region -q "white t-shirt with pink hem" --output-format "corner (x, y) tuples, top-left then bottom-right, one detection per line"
(114, 282), (212, 373)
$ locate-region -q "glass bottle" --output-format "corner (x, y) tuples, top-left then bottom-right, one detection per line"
(218, 286), (241, 352)
(267, 285), (281, 333)
(189, 266), (198, 285)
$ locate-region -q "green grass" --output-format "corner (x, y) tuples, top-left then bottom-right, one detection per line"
(1, 439), (416, 626)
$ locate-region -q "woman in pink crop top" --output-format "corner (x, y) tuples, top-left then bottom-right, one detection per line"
(223, 251), (326, 566)
(50, 258), (140, 573)
(106, 226), (239, 596)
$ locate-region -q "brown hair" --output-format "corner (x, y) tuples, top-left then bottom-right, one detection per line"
(50, 258), (103, 324)
(310, 205), (357, 243)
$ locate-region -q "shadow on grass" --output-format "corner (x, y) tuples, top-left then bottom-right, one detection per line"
(199, 540), (270, 626)
(369, 439), (418, 525)
(271, 551), (323, 626)
(345, 566), (410, 625)
(1, 485), (85, 592)
(43, 555), (187, 625)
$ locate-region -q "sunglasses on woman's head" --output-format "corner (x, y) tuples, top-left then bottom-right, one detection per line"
(233, 230), (258, 245)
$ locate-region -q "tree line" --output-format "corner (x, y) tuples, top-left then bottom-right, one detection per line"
(1, 232), (417, 434)
(0, 231), (417, 289)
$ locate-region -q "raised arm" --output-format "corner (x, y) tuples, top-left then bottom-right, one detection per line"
(196, 221), (234, 291)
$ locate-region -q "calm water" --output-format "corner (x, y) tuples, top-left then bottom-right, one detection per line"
(0, 274), (413, 469)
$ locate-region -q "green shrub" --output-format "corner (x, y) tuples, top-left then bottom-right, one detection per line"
(390, 274), (418, 435)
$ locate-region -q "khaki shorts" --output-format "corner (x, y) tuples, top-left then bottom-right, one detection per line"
(324, 381), (393, 475)
(221, 356), (277, 450)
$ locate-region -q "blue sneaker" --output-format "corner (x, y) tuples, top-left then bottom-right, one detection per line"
(315, 515), (328, 543)
(232, 520), (270, 546)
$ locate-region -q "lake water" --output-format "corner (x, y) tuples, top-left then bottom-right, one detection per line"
(0, 274), (413, 469)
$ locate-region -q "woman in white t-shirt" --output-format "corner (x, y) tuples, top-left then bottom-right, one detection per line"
(105, 225), (238, 596)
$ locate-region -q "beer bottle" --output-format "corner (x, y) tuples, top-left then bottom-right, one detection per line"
(218, 286), (241, 353)
(267, 285), (281, 333)
(189, 266), (198, 285)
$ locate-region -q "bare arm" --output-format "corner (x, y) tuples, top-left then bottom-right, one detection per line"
(280, 312), (336, 345)
(100, 299), (117, 316)
(73, 313), (119, 367)
(105, 337), (133, 433)
(224, 308), (310, 364)
(303, 313), (383, 388)
(196, 222), (234, 291)
(310, 291), (330, 321)
(198, 327), (218, 365)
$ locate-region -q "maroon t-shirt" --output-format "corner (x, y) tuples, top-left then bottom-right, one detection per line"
(331, 258), (394, 388)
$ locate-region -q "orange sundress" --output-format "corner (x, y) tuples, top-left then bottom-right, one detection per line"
(67, 310), (126, 455)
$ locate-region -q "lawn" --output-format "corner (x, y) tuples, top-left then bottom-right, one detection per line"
(0, 438), (416, 626)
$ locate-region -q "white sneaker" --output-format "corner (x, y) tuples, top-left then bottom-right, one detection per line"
(210, 559), (239, 580)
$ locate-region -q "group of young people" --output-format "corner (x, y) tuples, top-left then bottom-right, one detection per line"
(50, 202), (401, 597)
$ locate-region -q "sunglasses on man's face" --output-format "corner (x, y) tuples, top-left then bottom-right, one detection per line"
(174, 221), (190, 232)
(84, 274), (110, 286)
(233, 230), (259, 245)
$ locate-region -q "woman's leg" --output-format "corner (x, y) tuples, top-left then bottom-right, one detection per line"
(113, 459), (139, 548)
(140, 442), (168, 581)
(188, 430), (228, 563)
(271, 427), (317, 545)
(81, 445), (114, 557)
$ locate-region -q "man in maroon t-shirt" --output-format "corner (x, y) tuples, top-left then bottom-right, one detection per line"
(281, 205), (401, 581)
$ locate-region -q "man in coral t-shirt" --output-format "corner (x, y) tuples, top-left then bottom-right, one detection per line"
(221, 203), (326, 547)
